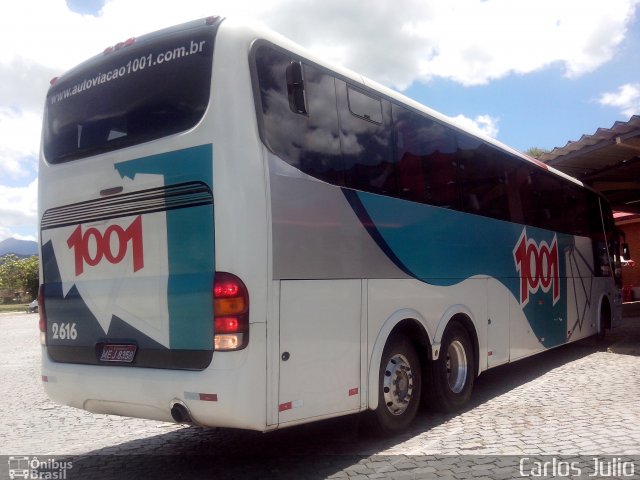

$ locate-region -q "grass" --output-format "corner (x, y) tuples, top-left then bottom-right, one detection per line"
(0, 303), (30, 313)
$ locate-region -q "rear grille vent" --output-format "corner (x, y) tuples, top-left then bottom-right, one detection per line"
(41, 181), (213, 230)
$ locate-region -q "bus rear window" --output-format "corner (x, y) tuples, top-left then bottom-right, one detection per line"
(44, 27), (215, 164)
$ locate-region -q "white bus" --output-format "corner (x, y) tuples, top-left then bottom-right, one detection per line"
(39, 16), (622, 434)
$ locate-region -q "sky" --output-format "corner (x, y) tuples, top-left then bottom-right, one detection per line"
(1, 0), (639, 242)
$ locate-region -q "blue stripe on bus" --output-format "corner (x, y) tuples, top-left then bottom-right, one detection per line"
(342, 189), (415, 278)
(115, 144), (214, 350)
(346, 189), (571, 348)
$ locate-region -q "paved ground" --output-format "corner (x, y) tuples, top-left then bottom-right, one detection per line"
(1, 310), (639, 479)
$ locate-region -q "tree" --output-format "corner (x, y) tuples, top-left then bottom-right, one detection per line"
(0, 254), (40, 299)
(21, 255), (39, 298)
(525, 147), (549, 159)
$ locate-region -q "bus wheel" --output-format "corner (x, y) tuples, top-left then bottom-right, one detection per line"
(597, 300), (611, 344)
(371, 335), (421, 434)
(429, 322), (475, 412)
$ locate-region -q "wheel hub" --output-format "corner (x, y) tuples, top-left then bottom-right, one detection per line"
(383, 353), (414, 416)
(446, 339), (468, 394)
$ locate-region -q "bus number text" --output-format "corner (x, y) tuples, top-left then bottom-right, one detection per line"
(67, 216), (144, 276)
(513, 229), (560, 306)
(51, 322), (78, 340)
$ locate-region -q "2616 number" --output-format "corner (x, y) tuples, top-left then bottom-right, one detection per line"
(51, 322), (78, 340)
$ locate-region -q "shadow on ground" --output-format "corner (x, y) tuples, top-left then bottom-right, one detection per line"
(49, 310), (640, 479)
(57, 321), (640, 479)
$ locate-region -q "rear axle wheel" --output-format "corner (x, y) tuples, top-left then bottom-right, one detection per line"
(370, 335), (421, 434)
(429, 322), (475, 412)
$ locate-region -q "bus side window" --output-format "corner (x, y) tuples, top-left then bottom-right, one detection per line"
(338, 82), (396, 196)
(393, 104), (458, 209)
(456, 133), (511, 222)
(506, 162), (527, 225)
(520, 169), (566, 231)
(348, 86), (383, 124)
(298, 64), (343, 185)
(255, 46), (342, 185)
(563, 186), (591, 236)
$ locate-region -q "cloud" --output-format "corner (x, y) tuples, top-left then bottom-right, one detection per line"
(0, 58), (58, 113)
(0, 0), (638, 239)
(432, 0), (636, 86)
(260, 0), (640, 88)
(598, 83), (640, 117)
(0, 107), (41, 179)
(451, 114), (500, 138)
(0, 180), (38, 241)
(2, 0), (638, 93)
(1, 0), (638, 120)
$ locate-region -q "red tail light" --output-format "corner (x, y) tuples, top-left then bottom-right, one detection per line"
(38, 285), (46, 345)
(213, 272), (249, 351)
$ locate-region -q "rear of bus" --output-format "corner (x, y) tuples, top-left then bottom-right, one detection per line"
(39, 17), (269, 430)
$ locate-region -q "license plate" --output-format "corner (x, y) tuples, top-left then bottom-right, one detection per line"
(99, 344), (137, 363)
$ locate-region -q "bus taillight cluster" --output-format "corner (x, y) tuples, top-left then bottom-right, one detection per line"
(213, 272), (249, 351)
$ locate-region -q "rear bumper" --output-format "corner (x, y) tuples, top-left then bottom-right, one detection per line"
(42, 323), (268, 431)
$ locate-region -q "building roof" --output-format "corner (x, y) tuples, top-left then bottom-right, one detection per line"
(540, 115), (640, 213)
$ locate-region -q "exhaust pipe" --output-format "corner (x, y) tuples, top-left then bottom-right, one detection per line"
(170, 401), (193, 424)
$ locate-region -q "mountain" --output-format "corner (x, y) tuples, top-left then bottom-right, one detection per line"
(0, 238), (38, 258)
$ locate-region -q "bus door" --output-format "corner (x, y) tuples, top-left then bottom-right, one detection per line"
(277, 280), (362, 424)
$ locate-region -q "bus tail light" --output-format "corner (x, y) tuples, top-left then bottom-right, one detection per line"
(213, 272), (249, 351)
(38, 285), (47, 345)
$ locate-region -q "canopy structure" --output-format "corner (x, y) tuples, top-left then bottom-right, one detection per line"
(540, 115), (640, 213)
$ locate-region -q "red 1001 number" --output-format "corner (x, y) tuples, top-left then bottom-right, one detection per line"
(67, 216), (144, 276)
(513, 229), (560, 306)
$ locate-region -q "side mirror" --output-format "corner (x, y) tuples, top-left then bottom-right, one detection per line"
(622, 243), (632, 260)
(286, 61), (308, 115)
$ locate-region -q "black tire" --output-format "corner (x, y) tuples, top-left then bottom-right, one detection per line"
(369, 335), (421, 435)
(597, 301), (611, 344)
(429, 322), (475, 412)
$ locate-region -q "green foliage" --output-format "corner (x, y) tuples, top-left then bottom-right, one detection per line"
(525, 147), (549, 159)
(0, 254), (39, 297)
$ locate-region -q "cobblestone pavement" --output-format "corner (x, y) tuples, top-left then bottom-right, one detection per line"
(1, 312), (639, 479)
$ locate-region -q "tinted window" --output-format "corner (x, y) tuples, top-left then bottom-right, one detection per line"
(255, 46), (342, 184)
(253, 44), (603, 237)
(521, 168), (566, 231)
(564, 185), (597, 237)
(348, 86), (383, 124)
(393, 105), (459, 208)
(457, 133), (512, 221)
(337, 81), (395, 195)
(597, 195), (615, 235)
(44, 27), (215, 163)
